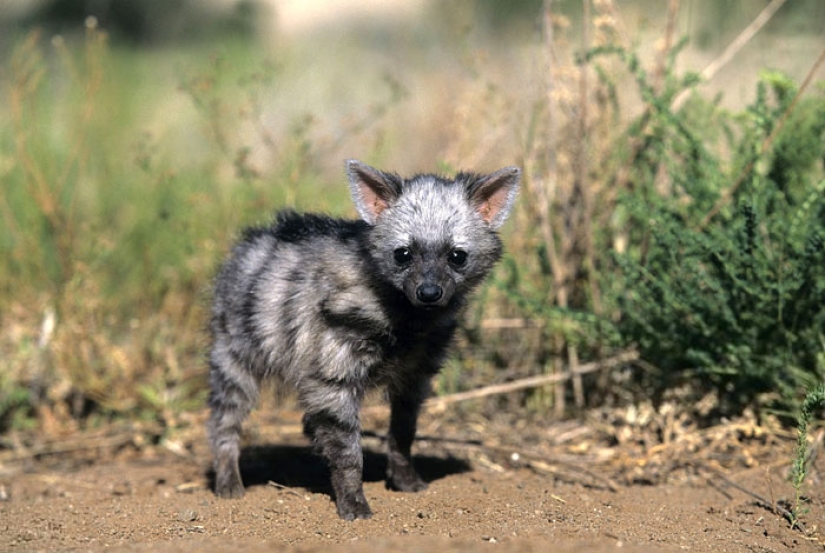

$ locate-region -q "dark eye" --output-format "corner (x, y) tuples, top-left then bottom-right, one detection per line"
(393, 247), (412, 265)
(449, 249), (468, 267)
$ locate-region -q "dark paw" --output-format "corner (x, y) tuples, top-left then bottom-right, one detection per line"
(387, 464), (428, 492)
(336, 493), (373, 520)
(214, 472), (245, 499)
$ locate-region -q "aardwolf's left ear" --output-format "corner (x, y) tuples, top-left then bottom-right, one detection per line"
(346, 160), (403, 225)
(467, 166), (521, 229)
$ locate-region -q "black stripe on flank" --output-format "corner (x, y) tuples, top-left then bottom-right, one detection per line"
(238, 250), (278, 360)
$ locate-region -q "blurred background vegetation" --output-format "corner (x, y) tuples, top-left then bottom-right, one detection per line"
(1, 0), (824, 436)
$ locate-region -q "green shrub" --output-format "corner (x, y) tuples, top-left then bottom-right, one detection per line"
(611, 65), (825, 416)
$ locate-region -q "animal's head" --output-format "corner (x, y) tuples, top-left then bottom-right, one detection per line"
(347, 160), (520, 309)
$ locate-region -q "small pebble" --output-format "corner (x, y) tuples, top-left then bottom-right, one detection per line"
(177, 509), (198, 522)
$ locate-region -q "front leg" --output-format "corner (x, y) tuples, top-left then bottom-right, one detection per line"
(301, 386), (372, 520)
(386, 375), (431, 492)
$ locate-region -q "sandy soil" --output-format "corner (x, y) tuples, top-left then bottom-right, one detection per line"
(1, 409), (822, 553)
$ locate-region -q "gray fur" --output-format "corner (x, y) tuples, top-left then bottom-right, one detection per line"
(207, 159), (520, 520)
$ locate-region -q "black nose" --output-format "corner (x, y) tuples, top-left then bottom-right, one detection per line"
(416, 284), (443, 303)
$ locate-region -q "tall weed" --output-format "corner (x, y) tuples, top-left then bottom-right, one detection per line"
(788, 383), (825, 529)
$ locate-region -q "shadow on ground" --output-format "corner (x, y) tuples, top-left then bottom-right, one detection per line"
(206, 444), (472, 498)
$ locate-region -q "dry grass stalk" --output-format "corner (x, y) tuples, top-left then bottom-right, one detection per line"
(7, 28), (106, 293)
(525, 0), (629, 415)
(653, 0), (681, 94)
(594, 0), (630, 49)
(477, 318), (539, 330)
(697, 42), (825, 230)
(599, 0), (683, 198)
(568, 0), (598, 410)
(672, 0), (789, 111)
(534, 0), (568, 417)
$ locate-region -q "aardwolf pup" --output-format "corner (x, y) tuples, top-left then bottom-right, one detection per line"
(208, 160), (520, 520)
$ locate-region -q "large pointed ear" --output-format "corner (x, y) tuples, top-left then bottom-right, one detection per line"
(346, 160), (402, 225)
(467, 166), (521, 229)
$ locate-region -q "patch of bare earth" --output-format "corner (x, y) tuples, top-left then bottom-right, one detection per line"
(0, 407), (822, 553)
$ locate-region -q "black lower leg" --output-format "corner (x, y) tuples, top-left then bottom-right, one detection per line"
(386, 384), (428, 492)
(305, 410), (372, 520)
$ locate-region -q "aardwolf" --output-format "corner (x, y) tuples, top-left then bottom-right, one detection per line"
(208, 160), (519, 519)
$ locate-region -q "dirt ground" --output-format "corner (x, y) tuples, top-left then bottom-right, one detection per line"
(1, 407), (822, 553)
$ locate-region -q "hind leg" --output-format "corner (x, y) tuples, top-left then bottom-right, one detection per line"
(207, 345), (259, 499)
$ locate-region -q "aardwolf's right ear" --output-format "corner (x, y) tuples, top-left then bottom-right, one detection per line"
(346, 160), (403, 225)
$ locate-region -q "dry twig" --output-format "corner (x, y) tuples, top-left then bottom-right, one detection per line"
(697, 43), (825, 230)
(695, 463), (804, 532)
(672, 0), (789, 111)
(0, 428), (148, 463)
(267, 480), (307, 498)
(425, 350), (638, 411)
(406, 430), (619, 492)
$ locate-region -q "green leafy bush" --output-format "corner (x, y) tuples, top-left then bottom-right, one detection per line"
(612, 67), (825, 415)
